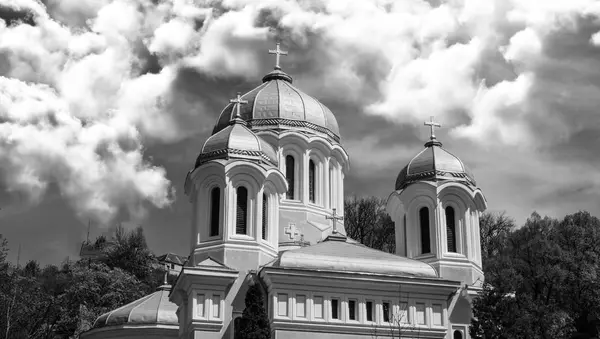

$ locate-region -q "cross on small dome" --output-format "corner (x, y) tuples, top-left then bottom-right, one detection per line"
(229, 92), (248, 125)
(423, 116), (443, 147)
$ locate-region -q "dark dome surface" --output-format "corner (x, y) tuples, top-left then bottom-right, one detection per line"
(395, 140), (476, 190)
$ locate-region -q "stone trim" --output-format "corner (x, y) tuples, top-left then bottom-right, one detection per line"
(248, 118), (341, 143)
(195, 148), (277, 168)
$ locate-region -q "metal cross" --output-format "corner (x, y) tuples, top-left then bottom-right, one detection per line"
(268, 42), (288, 70)
(284, 223), (300, 240)
(424, 116), (441, 140)
(229, 92), (248, 119)
(326, 208), (344, 234)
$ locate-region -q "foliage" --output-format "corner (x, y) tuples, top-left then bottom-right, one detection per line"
(471, 211), (600, 339)
(102, 224), (160, 292)
(235, 281), (271, 339)
(344, 195), (395, 253)
(0, 231), (151, 339)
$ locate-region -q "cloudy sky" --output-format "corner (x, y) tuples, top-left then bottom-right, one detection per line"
(1, 0), (600, 265)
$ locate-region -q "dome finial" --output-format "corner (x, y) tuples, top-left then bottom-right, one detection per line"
(229, 92), (248, 126)
(424, 116), (443, 147)
(268, 42), (288, 70)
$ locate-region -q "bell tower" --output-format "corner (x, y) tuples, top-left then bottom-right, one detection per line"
(184, 93), (288, 272)
(386, 117), (487, 286)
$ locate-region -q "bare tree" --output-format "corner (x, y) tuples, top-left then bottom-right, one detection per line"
(345, 196), (395, 253)
(371, 285), (421, 339)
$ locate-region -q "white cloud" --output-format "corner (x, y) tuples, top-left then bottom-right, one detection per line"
(0, 77), (174, 222)
(3, 0), (600, 223)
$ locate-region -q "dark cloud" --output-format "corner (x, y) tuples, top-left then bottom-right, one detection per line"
(0, 5), (36, 26)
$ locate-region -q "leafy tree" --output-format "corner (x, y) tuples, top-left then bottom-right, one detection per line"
(471, 211), (600, 339)
(235, 282), (270, 339)
(104, 224), (157, 288)
(344, 196), (395, 253)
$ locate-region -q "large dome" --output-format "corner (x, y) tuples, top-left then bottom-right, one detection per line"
(212, 69), (341, 142)
(395, 138), (476, 190)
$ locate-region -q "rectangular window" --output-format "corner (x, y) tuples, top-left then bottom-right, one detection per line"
(212, 295), (221, 319)
(366, 301), (374, 322)
(296, 295), (306, 318)
(416, 302), (426, 325)
(314, 296), (324, 319)
(399, 302), (409, 324)
(432, 304), (443, 326)
(382, 302), (391, 323)
(331, 298), (340, 320)
(196, 294), (205, 318)
(277, 294), (288, 317)
(348, 299), (357, 321)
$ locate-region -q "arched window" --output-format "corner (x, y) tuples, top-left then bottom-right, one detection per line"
(236, 187), (248, 235)
(285, 155), (295, 200)
(419, 207), (431, 254)
(453, 330), (463, 339)
(262, 194), (268, 240)
(309, 159), (316, 203)
(446, 206), (457, 252)
(209, 187), (220, 237)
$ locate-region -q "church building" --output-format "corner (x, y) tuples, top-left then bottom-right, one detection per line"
(81, 43), (487, 339)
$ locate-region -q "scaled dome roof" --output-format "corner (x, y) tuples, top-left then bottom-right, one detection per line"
(395, 138), (476, 190)
(212, 69), (341, 142)
(195, 118), (278, 169)
(92, 283), (178, 329)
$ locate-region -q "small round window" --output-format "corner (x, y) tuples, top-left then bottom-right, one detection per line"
(453, 330), (463, 339)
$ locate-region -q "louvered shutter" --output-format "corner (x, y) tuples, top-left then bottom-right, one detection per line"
(236, 187), (248, 234)
(446, 207), (457, 252)
(285, 156), (294, 199)
(262, 194), (268, 240)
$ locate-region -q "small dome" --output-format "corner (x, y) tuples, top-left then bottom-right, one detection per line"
(195, 119), (278, 169)
(92, 284), (178, 329)
(395, 139), (476, 190)
(212, 70), (340, 142)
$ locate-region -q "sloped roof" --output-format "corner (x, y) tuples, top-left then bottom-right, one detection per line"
(272, 240), (438, 278)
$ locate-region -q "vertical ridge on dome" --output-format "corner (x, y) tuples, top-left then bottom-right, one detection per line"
(128, 291), (159, 323)
(283, 80), (308, 122)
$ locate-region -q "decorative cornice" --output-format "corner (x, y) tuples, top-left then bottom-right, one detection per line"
(397, 170), (476, 190)
(248, 118), (340, 143)
(194, 148), (277, 168)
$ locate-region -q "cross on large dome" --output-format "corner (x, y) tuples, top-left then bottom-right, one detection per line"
(212, 43), (341, 142)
